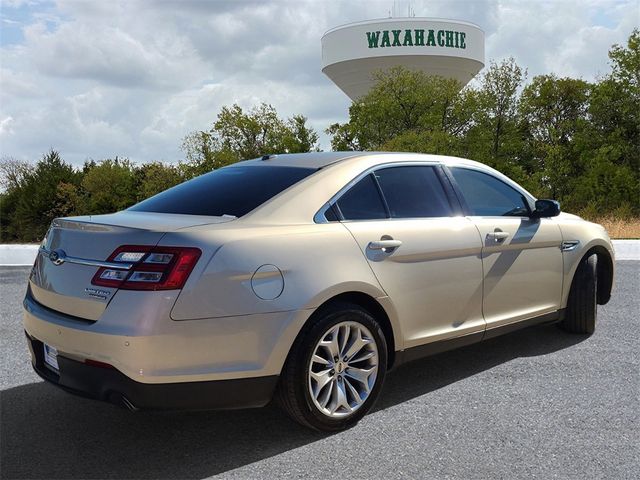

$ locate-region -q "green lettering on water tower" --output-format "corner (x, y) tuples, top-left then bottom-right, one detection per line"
(365, 28), (468, 50)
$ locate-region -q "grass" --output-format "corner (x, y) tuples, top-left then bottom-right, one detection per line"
(595, 217), (640, 239)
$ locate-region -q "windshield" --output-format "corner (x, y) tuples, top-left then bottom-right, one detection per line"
(129, 165), (317, 217)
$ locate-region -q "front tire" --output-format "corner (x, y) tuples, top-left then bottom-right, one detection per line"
(560, 254), (598, 334)
(277, 302), (388, 431)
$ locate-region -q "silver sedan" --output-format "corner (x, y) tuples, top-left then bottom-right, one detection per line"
(24, 152), (614, 431)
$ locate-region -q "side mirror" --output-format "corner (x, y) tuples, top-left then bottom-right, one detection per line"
(531, 199), (561, 218)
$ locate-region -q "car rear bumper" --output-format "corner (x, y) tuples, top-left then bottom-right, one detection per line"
(26, 332), (279, 410)
(23, 285), (312, 390)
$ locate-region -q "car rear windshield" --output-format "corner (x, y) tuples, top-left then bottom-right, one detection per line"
(129, 165), (317, 217)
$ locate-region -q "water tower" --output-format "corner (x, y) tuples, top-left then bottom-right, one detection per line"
(321, 17), (485, 100)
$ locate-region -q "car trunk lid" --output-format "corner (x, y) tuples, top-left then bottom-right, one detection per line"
(29, 212), (233, 321)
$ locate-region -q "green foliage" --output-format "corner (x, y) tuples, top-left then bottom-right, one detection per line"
(80, 158), (138, 215)
(469, 57), (526, 171)
(1, 150), (81, 242)
(570, 29), (640, 215)
(284, 115), (321, 154)
(609, 28), (640, 91)
(180, 131), (218, 172)
(327, 67), (470, 151)
(570, 147), (639, 213)
(181, 103), (319, 176)
(381, 130), (461, 156)
(135, 162), (183, 201)
(0, 154), (190, 242)
(518, 74), (591, 203)
(325, 122), (360, 151)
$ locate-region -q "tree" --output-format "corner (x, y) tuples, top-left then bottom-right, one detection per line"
(2, 150), (81, 242)
(609, 28), (640, 91)
(135, 162), (183, 200)
(468, 57), (526, 173)
(81, 158), (137, 214)
(570, 146), (639, 215)
(0, 157), (33, 191)
(327, 67), (470, 151)
(181, 103), (320, 176)
(181, 131), (217, 170)
(48, 182), (83, 221)
(325, 122), (361, 151)
(589, 30), (639, 172)
(518, 75), (591, 203)
(283, 115), (320, 153)
(575, 29), (640, 215)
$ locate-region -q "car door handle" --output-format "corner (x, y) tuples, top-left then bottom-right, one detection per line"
(487, 231), (510, 243)
(368, 240), (403, 251)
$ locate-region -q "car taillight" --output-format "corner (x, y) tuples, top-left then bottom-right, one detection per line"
(91, 245), (201, 291)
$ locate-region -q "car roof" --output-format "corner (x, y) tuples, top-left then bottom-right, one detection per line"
(229, 151), (537, 224)
(236, 151), (370, 169)
(235, 151), (482, 170)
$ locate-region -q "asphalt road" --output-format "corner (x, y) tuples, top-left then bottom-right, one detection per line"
(1, 263), (638, 479)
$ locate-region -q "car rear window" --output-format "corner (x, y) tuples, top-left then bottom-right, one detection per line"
(129, 165), (316, 217)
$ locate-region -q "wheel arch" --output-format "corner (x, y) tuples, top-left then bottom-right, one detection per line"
(570, 245), (614, 305)
(591, 245), (614, 305)
(306, 291), (400, 369)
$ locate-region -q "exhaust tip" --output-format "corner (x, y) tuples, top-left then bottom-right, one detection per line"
(107, 391), (139, 411)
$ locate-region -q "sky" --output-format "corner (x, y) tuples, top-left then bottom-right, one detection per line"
(0, 0), (638, 166)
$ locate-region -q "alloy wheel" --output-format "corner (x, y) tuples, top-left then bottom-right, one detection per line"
(307, 321), (379, 418)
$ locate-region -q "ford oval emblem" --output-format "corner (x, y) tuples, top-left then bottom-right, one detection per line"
(49, 249), (66, 266)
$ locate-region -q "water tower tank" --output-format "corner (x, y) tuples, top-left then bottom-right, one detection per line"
(322, 18), (485, 100)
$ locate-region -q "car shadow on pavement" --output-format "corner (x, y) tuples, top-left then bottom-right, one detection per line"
(0, 324), (586, 479)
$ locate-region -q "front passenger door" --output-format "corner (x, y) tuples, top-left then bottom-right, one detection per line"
(449, 167), (563, 330)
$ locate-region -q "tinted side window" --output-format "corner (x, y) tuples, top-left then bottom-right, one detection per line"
(374, 166), (453, 218)
(323, 205), (339, 222)
(335, 174), (387, 220)
(450, 167), (530, 216)
(129, 165), (315, 217)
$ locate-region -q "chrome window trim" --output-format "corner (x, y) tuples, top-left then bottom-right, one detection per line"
(314, 160), (443, 224)
(314, 203), (335, 224)
(339, 215), (467, 224)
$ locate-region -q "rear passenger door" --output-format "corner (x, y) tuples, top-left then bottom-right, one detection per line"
(448, 167), (563, 329)
(333, 164), (485, 349)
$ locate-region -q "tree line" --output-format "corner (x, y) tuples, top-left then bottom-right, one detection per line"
(0, 103), (320, 242)
(1, 30), (637, 243)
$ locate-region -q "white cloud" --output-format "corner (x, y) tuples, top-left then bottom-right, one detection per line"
(0, 0), (636, 165)
(2, 0), (41, 7)
(0, 116), (15, 136)
(485, 0), (637, 80)
(23, 16), (206, 89)
(0, 67), (43, 97)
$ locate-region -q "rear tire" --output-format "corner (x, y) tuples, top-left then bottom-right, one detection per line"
(277, 302), (387, 432)
(560, 254), (597, 334)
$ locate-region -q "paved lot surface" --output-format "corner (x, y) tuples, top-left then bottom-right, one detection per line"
(1, 263), (638, 479)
